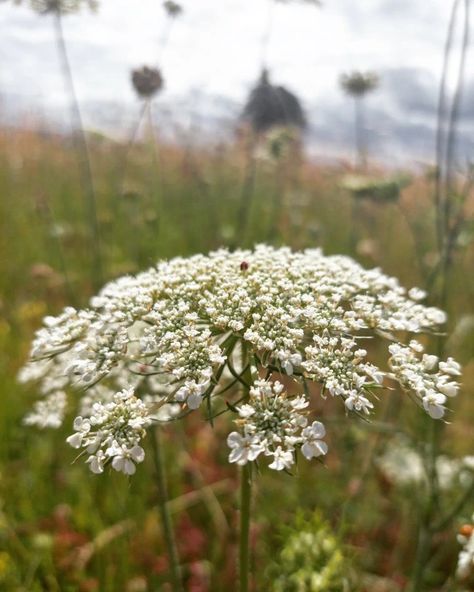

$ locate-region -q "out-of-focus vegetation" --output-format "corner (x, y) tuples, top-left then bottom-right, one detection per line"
(0, 124), (473, 591)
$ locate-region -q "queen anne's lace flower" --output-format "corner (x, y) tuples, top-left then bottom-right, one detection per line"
(388, 340), (460, 419)
(23, 391), (67, 428)
(19, 246), (461, 474)
(66, 388), (150, 475)
(227, 379), (327, 471)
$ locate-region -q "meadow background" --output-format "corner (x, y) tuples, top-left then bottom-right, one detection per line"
(0, 1), (474, 591)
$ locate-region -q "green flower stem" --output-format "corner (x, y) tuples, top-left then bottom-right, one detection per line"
(239, 462), (252, 592)
(239, 344), (253, 592)
(409, 419), (440, 592)
(150, 426), (183, 592)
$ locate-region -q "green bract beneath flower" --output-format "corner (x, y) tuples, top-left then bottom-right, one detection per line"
(19, 245), (461, 475)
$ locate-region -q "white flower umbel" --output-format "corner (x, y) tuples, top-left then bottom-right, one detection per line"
(19, 246), (461, 475)
(388, 341), (460, 419)
(23, 391), (67, 429)
(227, 379), (327, 471)
(66, 388), (150, 474)
(376, 436), (474, 490)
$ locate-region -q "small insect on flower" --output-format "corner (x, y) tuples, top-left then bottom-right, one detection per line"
(240, 261), (249, 272)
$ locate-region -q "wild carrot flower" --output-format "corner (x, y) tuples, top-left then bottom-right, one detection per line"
(227, 379), (327, 471)
(19, 246), (461, 474)
(66, 388), (150, 474)
(377, 436), (474, 489)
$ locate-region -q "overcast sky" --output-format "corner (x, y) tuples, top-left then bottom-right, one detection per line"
(0, 0), (472, 164)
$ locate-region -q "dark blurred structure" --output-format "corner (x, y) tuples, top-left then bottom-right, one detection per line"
(131, 66), (164, 99)
(17, 0), (98, 14)
(163, 0), (182, 17)
(241, 69), (306, 134)
(340, 71), (379, 98)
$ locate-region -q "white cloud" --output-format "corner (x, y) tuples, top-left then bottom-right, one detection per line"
(0, 0), (471, 163)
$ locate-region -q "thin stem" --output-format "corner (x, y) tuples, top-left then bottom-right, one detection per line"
(43, 199), (76, 305)
(116, 101), (148, 197)
(443, 0), (470, 235)
(239, 462), (252, 592)
(396, 201), (428, 283)
(434, 0), (460, 253)
(146, 100), (164, 229)
(53, 9), (103, 287)
(433, 476), (474, 532)
(354, 97), (366, 171)
(235, 134), (258, 247)
(409, 522), (432, 592)
(238, 346), (253, 592)
(260, 0), (275, 68)
(408, 420), (439, 591)
(150, 427), (183, 592)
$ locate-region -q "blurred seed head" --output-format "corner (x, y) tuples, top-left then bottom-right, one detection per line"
(242, 69), (306, 133)
(340, 70), (379, 97)
(131, 66), (164, 99)
(163, 0), (183, 17)
(276, 0), (322, 4)
(18, 0), (98, 15)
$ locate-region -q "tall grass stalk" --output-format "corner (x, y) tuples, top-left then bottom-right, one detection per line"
(410, 2), (471, 588)
(434, 0), (460, 252)
(443, 0), (470, 244)
(53, 8), (102, 287)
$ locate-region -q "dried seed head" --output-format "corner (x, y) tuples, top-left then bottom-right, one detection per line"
(26, 0), (98, 15)
(340, 71), (379, 97)
(163, 0), (183, 17)
(131, 66), (164, 99)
